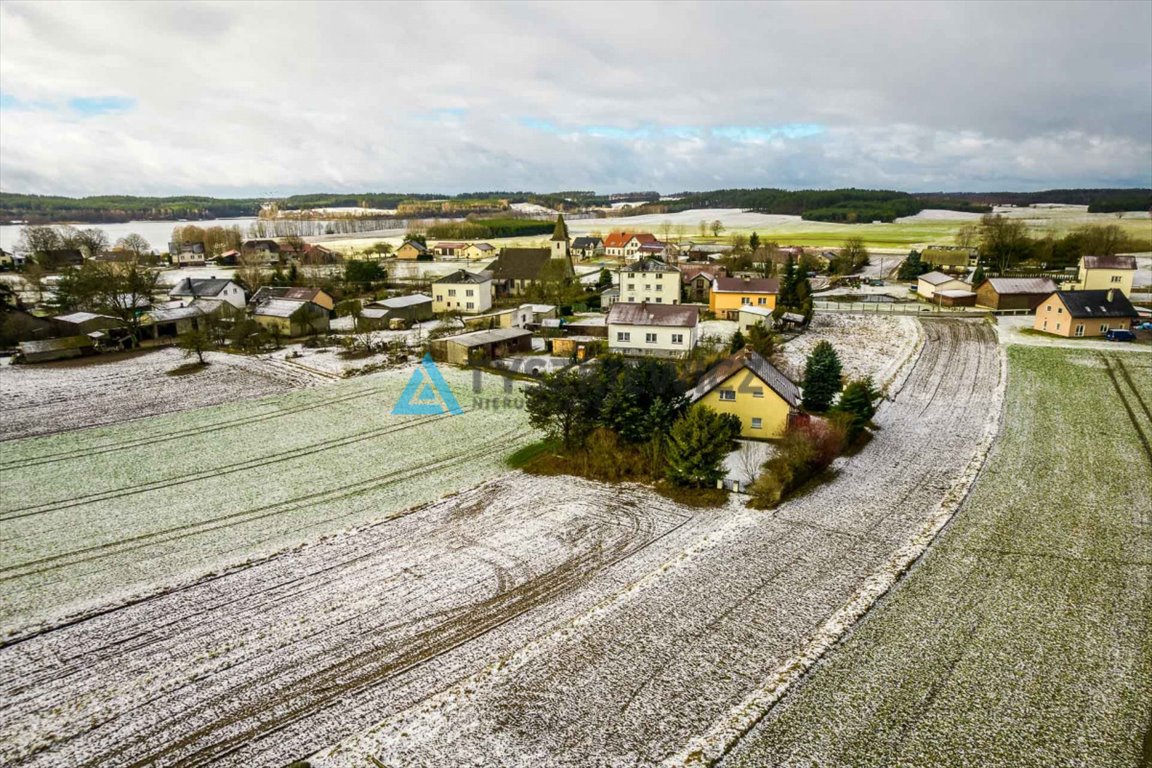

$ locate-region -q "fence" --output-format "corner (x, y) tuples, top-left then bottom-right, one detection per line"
(813, 300), (1030, 317)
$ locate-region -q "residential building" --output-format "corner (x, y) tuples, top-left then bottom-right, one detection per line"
(603, 231), (658, 260)
(680, 264), (725, 303)
(462, 242), (497, 260)
(298, 244), (342, 265)
(250, 298), (330, 337)
(432, 270), (493, 314)
(361, 294), (434, 328)
(920, 246), (979, 272)
(395, 240), (430, 260)
(916, 271), (970, 299)
(168, 277), (247, 310)
(571, 236), (604, 260)
(689, 348), (801, 439)
(169, 241), (207, 267)
(242, 239), (280, 264)
(606, 302), (698, 358)
(433, 242), (468, 258)
(617, 259), (682, 305)
(709, 277), (779, 320)
(1033, 289), (1138, 338)
(249, 286), (336, 313)
(1062, 254), (1138, 296)
(974, 277), (1058, 311)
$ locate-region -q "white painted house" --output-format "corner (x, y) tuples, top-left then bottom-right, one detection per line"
(616, 258), (682, 305)
(432, 270), (493, 314)
(168, 277), (247, 311)
(607, 302), (698, 359)
(916, 271), (970, 299)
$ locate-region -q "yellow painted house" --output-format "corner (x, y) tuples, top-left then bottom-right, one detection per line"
(690, 349), (801, 439)
(1061, 254), (1138, 296)
(709, 277), (779, 320)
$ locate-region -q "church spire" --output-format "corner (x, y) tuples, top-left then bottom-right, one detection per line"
(551, 213), (569, 242)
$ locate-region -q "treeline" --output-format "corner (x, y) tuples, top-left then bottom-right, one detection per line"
(627, 188), (990, 222)
(918, 188), (1152, 212)
(0, 193), (261, 224)
(425, 218), (555, 240)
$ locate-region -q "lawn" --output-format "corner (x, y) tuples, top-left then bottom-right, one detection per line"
(722, 345), (1152, 768)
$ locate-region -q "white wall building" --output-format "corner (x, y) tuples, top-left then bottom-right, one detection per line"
(607, 302), (698, 359)
(432, 270), (493, 314)
(616, 259), (682, 305)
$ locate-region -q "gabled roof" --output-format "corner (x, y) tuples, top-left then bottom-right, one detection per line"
(1054, 289), (1138, 318)
(53, 311), (119, 324)
(1081, 255), (1137, 271)
(170, 278), (236, 297)
(435, 269), (490, 284)
(435, 242), (468, 249)
(607, 302), (698, 328)
(398, 240), (429, 253)
(572, 237), (603, 249)
(712, 277), (780, 294)
(982, 277), (1057, 295)
(918, 271), (961, 286)
(444, 327), (533, 347)
(622, 258), (677, 273)
(604, 231), (658, 249)
(487, 248), (553, 280)
(371, 293), (432, 309)
(252, 298), (311, 318)
(250, 286), (329, 304)
(149, 305), (207, 322)
(467, 242), (496, 251)
(690, 349), (800, 408)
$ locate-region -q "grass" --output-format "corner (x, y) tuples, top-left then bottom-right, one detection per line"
(505, 438), (557, 469)
(166, 360), (209, 376)
(725, 345), (1152, 767)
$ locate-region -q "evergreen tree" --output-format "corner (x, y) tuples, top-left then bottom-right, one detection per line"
(833, 377), (880, 442)
(971, 263), (986, 286)
(730, 329), (746, 353)
(801, 341), (843, 412)
(749, 232), (760, 254)
(664, 405), (742, 487)
(746, 322), (778, 358)
(597, 268), (613, 290)
(780, 254), (798, 307)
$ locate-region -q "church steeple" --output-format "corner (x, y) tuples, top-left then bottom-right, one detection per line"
(550, 213), (570, 264)
(551, 213), (569, 242)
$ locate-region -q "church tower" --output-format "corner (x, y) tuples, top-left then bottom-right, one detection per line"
(550, 214), (570, 262)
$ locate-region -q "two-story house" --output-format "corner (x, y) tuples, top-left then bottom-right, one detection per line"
(690, 348), (801, 439)
(616, 259), (682, 305)
(606, 302), (698, 359)
(168, 277), (247, 312)
(1033, 289), (1138, 338)
(603, 231), (659, 261)
(709, 277), (779, 320)
(432, 270), (493, 314)
(572, 237), (604, 260)
(1061, 254), (1138, 296)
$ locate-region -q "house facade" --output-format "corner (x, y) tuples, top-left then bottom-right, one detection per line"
(395, 241), (430, 260)
(974, 277), (1058, 311)
(432, 270), (493, 314)
(433, 242), (468, 258)
(616, 259), (682, 305)
(606, 302), (698, 359)
(917, 271), (970, 299)
(169, 278), (247, 310)
(603, 232), (658, 261)
(1033, 289), (1138, 338)
(709, 277), (779, 320)
(462, 242), (496, 260)
(690, 349), (801, 439)
(1062, 255), (1138, 296)
(571, 237), (604, 260)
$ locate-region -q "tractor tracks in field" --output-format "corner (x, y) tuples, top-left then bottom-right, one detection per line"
(1100, 355), (1152, 467)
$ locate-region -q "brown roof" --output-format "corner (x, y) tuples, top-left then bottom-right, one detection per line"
(604, 231), (658, 249)
(1081, 255), (1137, 270)
(690, 349), (800, 408)
(982, 277), (1057, 295)
(712, 277), (780, 294)
(487, 248), (554, 280)
(607, 302), (698, 328)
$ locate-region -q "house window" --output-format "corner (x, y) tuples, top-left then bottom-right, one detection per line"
(448, 289), (457, 297)
(1043, 320), (1048, 330)
(466, 289), (474, 297)
(1075, 324), (1085, 337)
(645, 333), (657, 343)
(719, 389), (736, 401)
(655, 297), (662, 303)
(629, 273), (635, 278)
(741, 297), (751, 305)
(617, 331), (630, 342)
(1111, 275), (1122, 283)
(655, 284), (662, 291)
(751, 418), (763, 430)
(1056, 323), (1061, 331)
(467, 302), (475, 309)
(1057, 308), (1062, 314)
(436, 294), (443, 302)
(758, 297), (767, 305)
(627, 283), (635, 291)
(1046, 304), (1051, 311)
(1100, 324), (1109, 333)
(751, 387), (764, 398)
(672, 334), (683, 344)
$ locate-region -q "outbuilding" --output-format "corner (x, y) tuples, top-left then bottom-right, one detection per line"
(430, 327), (533, 365)
(16, 335), (95, 363)
(974, 277), (1059, 311)
(361, 293), (434, 328)
(916, 271), (970, 299)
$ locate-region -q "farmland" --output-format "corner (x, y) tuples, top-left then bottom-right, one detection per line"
(722, 345), (1152, 768)
(0, 319), (1005, 766)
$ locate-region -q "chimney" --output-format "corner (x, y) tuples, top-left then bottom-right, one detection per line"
(1107, 288), (1115, 303)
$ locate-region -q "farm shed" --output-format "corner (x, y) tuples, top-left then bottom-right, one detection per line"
(936, 289), (977, 308)
(550, 335), (602, 360)
(251, 298), (331, 337)
(143, 305), (207, 340)
(361, 294), (433, 328)
(738, 305), (775, 332)
(563, 315), (608, 338)
(52, 312), (123, 336)
(975, 277), (1058, 311)
(16, 335), (95, 363)
(916, 271), (970, 299)
(430, 327), (533, 365)
(249, 286), (336, 313)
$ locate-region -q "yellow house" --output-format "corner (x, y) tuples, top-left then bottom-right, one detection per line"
(690, 349), (800, 439)
(709, 277), (779, 320)
(1061, 255), (1137, 296)
(1033, 289), (1138, 338)
(395, 240), (430, 260)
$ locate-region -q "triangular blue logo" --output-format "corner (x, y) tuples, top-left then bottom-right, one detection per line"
(392, 354), (464, 415)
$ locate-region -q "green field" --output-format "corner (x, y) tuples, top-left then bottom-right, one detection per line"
(724, 345), (1152, 767)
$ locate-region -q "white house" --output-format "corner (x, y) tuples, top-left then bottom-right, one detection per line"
(603, 232), (660, 260)
(616, 258), (682, 305)
(916, 270), (970, 299)
(607, 302), (698, 359)
(168, 277), (247, 311)
(432, 270), (493, 314)
(737, 305), (775, 332)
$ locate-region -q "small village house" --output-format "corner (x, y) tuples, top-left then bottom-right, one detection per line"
(571, 237), (604, 260)
(1061, 255), (1138, 296)
(709, 277), (779, 320)
(242, 239), (281, 265)
(430, 327), (533, 365)
(433, 242), (468, 258)
(916, 271), (971, 299)
(169, 277), (247, 311)
(360, 294), (434, 328)
(1033, 289), (1138, 338)
(298, 244), (343, 266)
(679, 264), (726, 303)
(690, 348), (801, 439)
(975, 277), (1059, 311)
(168, 241), (207, 267)
(461, 242), (496, 260)
(250, 298), (330, 337)
(603, 232), (658, 261)
(617, 259), (682, 305)
(432, 270), (493, 314)
(607, 302), (698, 359)
(395, 240), (430, 260)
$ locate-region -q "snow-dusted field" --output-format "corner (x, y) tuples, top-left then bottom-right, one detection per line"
(0, 348), (329, 441)
(0, 365), (535, 634)
(722, 346), (1152, 768)
(779, 313), (923, 390)
(0, 319), (1004, 767)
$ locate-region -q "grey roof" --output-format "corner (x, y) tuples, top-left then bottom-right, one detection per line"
(487, 248), (555, 280)
(739, 305), (775, 318)
(149, 305), (207, 322)
(690, 349), (800, 408)
(170, 278), (236, 297)
(983, 277), (1057, 295)
(53, 311), (118, 324)
(713, 277), (781, 293)
(400, 240), (429, 253)
(622, 258), (677, 273)
(1081, 255), (1137, 270)
(252, 298), (308, 318)
(607, 302), (698, 328)
(372, 293), (432, 309)
(443, 327), (533, 347)
(918, 271), (960, 286)
(938, 289), (977, 298)
(469, 242), (496, 251)
(1056, 289), (1138, 318)
(434, 269), (490, 285)
(572, 237), (602, 249)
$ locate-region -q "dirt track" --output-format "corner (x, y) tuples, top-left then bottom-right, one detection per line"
(0, 319), (1003, 767)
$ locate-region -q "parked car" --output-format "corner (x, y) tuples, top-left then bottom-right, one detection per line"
(1138, 322), (1152, 331)
(1105, 329), (1137, 342)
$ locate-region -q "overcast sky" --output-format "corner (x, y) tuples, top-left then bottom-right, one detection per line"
(1, 0), (1149, 197)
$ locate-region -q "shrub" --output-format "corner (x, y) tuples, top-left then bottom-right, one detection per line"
(748, 418), (846, 509)
(832, 376), (881, 443)
(664, 405), (742, 487)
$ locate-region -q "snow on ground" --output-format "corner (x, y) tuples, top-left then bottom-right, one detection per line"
(992, 315), (1151, 352)
(0, 365), (536, 635)
(723, 440), (777, 487)
(1132, 254), (1151, 288)
(0, 348), (329, 441)
(0, 319), (1004, 768)
(779, 313), (922, 390)
(894, 209), (984, 222)
(698, 318), (738, 343)
(510, 202), (558, 215)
